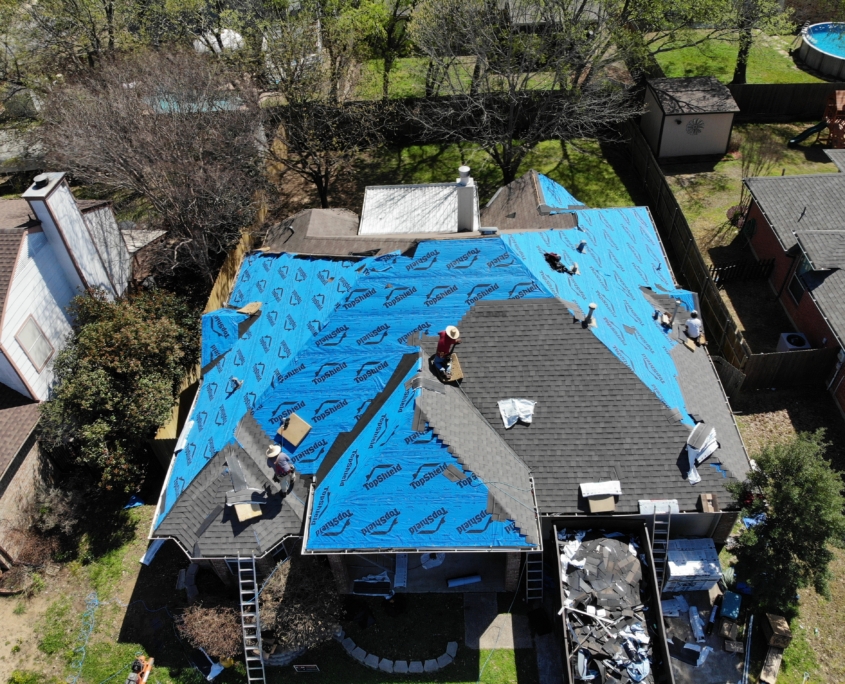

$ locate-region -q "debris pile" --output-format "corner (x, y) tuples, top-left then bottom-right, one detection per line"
(558, 530), (657, 684)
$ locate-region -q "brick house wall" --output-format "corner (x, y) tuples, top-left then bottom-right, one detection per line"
(747, 201), (839, 349)
(0, 436), (48, 567)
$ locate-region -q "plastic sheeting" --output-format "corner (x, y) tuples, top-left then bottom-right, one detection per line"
(305, 362), (533, 550)
(503, 208), (694, 423)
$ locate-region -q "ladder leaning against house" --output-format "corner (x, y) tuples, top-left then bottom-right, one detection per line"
(525, 551), (544, 601)
(238, 554), (266, 684)
(651, 506), (672, 594)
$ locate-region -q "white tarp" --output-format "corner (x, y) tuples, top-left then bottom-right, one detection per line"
(497, 398), (536, 428)
(580, 480), (622, 498)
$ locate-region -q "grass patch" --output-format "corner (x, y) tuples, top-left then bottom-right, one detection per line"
(37, 596), (76, 657)
(780, 621), (821, 683)
(361, 138), (634, 209)
(655, 33), (822, 84)
(8, 672), (63, 684)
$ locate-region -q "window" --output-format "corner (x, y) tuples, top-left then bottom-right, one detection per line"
(15, 316), (54, 372)
(787, 256), (809, 305)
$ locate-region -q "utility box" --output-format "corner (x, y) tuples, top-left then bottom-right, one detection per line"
(640, 77), (740, 159)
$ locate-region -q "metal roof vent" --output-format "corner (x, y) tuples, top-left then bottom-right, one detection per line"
(458, 165), (471, 186)
(32, 173), (49, 189)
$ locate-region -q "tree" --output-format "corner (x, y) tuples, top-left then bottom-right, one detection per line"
(39, 50), (265, 282)
(365, 0), (418, 100)
(729, 0), (791, 85)
(408, 0), (643, 185)
(39, 289), (200, 493)
(261, 3), (386, 206)
(727, 430), (845, 617)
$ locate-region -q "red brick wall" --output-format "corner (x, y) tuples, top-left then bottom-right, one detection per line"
(748, 202), (838, 349)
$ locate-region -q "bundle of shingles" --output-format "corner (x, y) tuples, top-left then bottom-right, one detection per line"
(559, 530), (655, 684)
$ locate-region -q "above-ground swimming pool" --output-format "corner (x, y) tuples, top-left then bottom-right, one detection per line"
(799, 23), (845, 79)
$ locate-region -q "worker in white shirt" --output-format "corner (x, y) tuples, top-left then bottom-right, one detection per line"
(685, 310), (703, 345)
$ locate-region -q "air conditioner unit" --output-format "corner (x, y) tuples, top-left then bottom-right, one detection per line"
(777, 332), (811, 352)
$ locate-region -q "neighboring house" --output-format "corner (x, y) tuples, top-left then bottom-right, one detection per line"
(0, 384), (41, 567)
(744, 153), (845, 413)
(0, 172), (133, 401)
(640, 77), (740, 159)
(151, 168), (748, 593)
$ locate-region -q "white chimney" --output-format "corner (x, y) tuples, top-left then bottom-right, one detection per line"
(23, 172), (129, 299)
(456, 166), (479, 232)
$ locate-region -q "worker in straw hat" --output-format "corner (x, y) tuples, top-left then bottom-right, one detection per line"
(433, 325), (461, 380)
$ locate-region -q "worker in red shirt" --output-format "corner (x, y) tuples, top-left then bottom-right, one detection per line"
(433, 325), (461, 379)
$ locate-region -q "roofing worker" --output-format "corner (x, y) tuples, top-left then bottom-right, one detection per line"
(685, 310), (703, 346)
(267, 444), (296, 493)
(433, 325), (461, 380)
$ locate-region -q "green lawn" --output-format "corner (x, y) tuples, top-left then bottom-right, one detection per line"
(353, 138), (636, 210)
(655, 33), (823, 84)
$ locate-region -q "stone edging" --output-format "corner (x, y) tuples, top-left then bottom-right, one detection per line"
(333, 628), (458, 674)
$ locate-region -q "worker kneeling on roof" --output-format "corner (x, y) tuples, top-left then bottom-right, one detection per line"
(433, 325), (461, 380)
(686, 310), (703, 346)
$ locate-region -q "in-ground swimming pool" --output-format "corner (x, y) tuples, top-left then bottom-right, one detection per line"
(798, 23), (845, 79)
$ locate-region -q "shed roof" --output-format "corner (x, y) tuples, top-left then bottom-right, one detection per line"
(647, 77), (740, 115)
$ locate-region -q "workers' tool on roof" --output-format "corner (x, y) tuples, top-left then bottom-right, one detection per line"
(237, 301), (262, 316)
(277, 412), (311, 446)
(557, 529), (657, 683)
(685, 423), (718, 485)
(580, 480), (621, 513)
(433, 326), (461, 380)
(497, 398), (536, 429)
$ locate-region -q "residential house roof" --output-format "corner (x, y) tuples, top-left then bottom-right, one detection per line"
(0, 384), (39, 477)
(481, 170), (581, 231)
(647, 77), (740, 115)
(745, 173), (845, 345)
(153, 173), (747, 559)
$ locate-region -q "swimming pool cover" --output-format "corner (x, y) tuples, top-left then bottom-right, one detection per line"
(156, 176), (696, 552)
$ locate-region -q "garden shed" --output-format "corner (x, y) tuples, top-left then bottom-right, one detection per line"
(640, 77), (740, 159)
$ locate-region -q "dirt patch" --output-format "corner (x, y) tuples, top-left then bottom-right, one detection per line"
(733, 388), (845, 470)
(718, 280), (795, 353)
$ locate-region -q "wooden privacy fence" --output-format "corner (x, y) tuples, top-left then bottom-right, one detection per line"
(727, 82), (845, 122)
(715, 347), (839, 398)
(709, 258), (775, 288)
(625, 121), (752, 369)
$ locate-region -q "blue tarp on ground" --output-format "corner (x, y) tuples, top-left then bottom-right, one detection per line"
(157, 178), (697, 541)
(305, 361), (533, 550)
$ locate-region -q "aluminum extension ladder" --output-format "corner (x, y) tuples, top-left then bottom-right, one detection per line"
(652, 506), (672, 594)
(525, 551), (544, 601)
(238, 554), (266, 684)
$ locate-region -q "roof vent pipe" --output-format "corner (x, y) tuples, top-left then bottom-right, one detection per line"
(32, 173), (49, 189)
(577, 240), (587, 252)
(458, 165), (471, 186)
(583, 302), (597, 327)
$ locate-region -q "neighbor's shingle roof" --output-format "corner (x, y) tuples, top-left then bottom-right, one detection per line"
(796, 232), (845, 345)
(452, 297), (737, 515)
(824, 149), (845, 173)
(0, 199), (37, 325)
(797, 230), (845, 271)
(0, 384), (39, 477)
(745, 175), (845, 249)
(647, 77), (740, 115)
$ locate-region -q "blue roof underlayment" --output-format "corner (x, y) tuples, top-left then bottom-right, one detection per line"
(156, 177), (697, 551)
(305, 361), (531, 550)
(537, 173), (585, 209)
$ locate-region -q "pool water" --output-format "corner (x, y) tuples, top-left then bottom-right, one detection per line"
(807, 23), (845, 57)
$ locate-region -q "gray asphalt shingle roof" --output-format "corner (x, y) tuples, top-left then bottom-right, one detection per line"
(647, 77), (740, 115)
(480, 170), (579, 232)
(745, 174), (845, 249)
(451, 298), (738, 515)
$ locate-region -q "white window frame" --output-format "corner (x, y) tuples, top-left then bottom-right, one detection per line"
(15, 315), (54, 372)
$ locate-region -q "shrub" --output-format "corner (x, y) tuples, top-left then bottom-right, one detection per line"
(176, 605), (242, 660)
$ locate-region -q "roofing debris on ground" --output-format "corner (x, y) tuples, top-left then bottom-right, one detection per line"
(558, 529), (658, 684)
